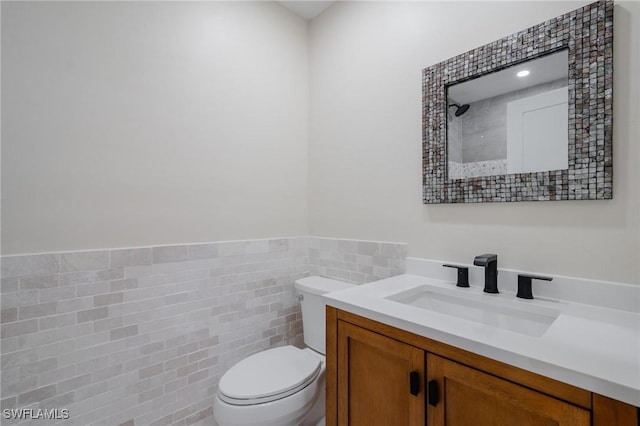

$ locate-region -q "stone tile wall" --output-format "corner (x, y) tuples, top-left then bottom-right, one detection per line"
(307, 238), (406, 284)
(0, 237), (406, 426)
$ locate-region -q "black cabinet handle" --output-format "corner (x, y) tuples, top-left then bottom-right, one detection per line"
(428, 380), (439, 406)
(409, 371), (420, 396)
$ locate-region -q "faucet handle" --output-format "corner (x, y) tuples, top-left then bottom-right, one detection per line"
(517, 274), (553, 299)
(442, 264), (470, 288)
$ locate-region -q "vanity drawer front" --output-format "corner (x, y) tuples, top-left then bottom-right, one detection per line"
(427, 354), (590, 426)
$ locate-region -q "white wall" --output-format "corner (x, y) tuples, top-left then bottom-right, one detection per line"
(3, 1), (639, 284)
(309, 1), (640, 284)
(1, 1), (309, 254)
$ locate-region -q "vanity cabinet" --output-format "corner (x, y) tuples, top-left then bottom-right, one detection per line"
(326, 307), (638, 426)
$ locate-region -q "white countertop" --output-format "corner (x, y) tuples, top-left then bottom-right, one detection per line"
(324, 274), (640, 406)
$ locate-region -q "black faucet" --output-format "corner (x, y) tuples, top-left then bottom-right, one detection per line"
(473, 254), (498, 293)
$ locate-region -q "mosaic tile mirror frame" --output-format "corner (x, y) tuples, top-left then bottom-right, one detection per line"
(422, 0), (613, 203)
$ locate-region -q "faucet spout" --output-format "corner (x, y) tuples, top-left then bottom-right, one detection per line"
(473, 254), (498, 293)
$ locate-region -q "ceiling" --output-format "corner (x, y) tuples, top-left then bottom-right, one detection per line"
(449, 50), (569, 104)
(277, 1), (335, 20)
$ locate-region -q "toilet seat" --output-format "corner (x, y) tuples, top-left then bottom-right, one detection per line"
(218, 346), (321, 406)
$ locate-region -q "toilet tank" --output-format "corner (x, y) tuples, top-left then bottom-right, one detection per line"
(294, 276), (356, 354)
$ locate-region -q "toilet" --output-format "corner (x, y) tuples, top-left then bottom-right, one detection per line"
(213, 276), (355, 426)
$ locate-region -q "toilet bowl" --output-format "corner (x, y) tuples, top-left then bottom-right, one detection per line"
(213, 277), (355, 426)
(213, 346), (325, 426)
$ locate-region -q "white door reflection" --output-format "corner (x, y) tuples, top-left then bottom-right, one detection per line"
(507, 87), (568, 174)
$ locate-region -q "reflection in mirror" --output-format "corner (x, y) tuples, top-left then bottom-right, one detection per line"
(447, 50), (569, 180)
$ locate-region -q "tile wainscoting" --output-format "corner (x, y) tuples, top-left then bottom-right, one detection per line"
(0, 237), (406, 426)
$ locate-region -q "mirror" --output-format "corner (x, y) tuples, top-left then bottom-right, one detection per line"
(447, 50), (569, 180)
(422, 0), (613, 204)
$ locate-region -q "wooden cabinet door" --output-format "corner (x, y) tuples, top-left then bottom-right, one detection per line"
(427, 354), (590, 426)
(337, 321), (425, 426)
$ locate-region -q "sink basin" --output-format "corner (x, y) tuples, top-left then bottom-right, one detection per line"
(386, 286), (559, 337)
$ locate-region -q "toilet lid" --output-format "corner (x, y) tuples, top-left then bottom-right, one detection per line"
(218, 346), (321, 405)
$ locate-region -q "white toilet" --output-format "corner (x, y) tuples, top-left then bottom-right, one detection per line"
(213, 276), (355, 426)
